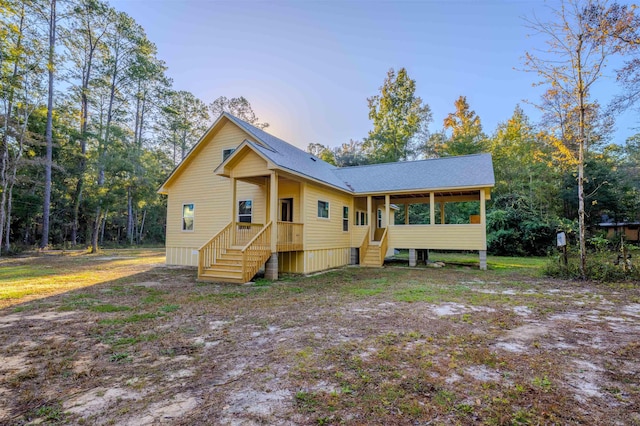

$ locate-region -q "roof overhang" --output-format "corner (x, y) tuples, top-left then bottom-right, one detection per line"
(214, 140), (276, 177)
(354, 184), (494, 197)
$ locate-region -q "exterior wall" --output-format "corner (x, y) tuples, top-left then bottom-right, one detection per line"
(278, 180), (301, 222)
(304, 248), (351, 273)
(231, 150), (268, 179)
(351, 225), (369, 247)
(388, 224), (486, 251)
(165, 122), (264, 265)
(278, 251), (305, 273)
(605, 226), (640, 242)
(302, 182), (354, 273)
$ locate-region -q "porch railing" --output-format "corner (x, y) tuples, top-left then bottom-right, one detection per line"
(359, 226), (370, 265)
(241, 221), (272, 282)
(235, 222), (263, 246)
(277, 222), (303, 252)
(198, 222), (233, 277)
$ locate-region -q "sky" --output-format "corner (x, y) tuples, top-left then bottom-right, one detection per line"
(108, 0), (638, 150)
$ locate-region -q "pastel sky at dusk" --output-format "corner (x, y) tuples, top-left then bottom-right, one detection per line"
(108, 0), (637, 150)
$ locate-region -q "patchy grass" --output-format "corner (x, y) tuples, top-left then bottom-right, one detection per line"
(0, 249), (164, 308)
(0, 251), (638, 425)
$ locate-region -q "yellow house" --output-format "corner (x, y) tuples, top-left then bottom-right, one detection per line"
(158, 113), (495, 283)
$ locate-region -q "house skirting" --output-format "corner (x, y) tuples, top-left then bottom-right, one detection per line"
(166, 246), (199, 267)
(303, 247), (351, 274)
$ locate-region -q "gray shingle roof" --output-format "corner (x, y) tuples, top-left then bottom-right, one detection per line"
(224, 114), (351, 191)
(223, 113), (494, 193)
(333, 154), (495, 193)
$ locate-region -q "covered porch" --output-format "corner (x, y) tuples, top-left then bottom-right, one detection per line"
(354, 188), (489, 269)
(199, 140), (311, 282)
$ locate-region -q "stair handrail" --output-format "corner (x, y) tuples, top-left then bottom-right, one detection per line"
(378, 227), (389, 266)
(359, 226), (370, 265)
(241, 221), (273, 282)
(198, 222), (233, 278)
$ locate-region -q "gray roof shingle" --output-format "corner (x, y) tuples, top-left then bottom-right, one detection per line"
(333, 154), (495, 193)
(225, 114), (352, 191)
(223, 113), (494, 194)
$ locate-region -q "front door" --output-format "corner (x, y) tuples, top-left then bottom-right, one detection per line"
(280, 198), (293, 222)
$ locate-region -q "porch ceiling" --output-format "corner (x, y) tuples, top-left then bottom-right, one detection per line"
(361, 190), (481, 202)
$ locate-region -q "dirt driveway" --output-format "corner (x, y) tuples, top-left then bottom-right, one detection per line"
(1, 253), (639, 425)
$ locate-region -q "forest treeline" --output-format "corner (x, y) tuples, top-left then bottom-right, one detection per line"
(1, 0), (639, 266)
(0, 0), (268, 254)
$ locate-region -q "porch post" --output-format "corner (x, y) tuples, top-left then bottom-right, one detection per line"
(404, 203), (409, 225)
(230, 176), (237, 242)
(480, 188), (486, 225)
(367, 195), (372, 241)
(409, 249), (417, 267)
(479, 188), (487, 270)
(430, 192), (435, 225)
(385, 195), (390, 229)
(266, 171), (279, 280)
(440, 202), (445, 224)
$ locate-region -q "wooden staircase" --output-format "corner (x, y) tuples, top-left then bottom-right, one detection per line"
(361, 244), (383, 267)
(199, 246), (246, 283)
(359, 227), (388, 268)
(198, 222), (272, 284)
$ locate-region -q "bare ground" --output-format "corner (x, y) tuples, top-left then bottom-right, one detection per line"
(0, 254), (639, 425)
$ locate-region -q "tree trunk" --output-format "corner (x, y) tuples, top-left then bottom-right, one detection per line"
(576, 35), (587, 279)
(91, 40), (119, 253)
(41, 0), (57, 249)
(0, 6), (26, 256)
(138, 209), (146, 243)
(127, 187), (134, 245)
(72, 7), (103, 246)
(100, 208), (107, 245)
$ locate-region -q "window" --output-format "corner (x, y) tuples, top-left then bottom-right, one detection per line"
(222, 148), (235, 162)
(182, 203), (194, 231)
(317, 200), (329, 219)
(356, 211), (367, 226)
(343, 206), (349, 232)
(377, 209), (383, 228)
(238, 200), (252, 223)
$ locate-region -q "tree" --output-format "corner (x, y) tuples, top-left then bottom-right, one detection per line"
(489, 105), (559, 219)
(63, 0), (113, 246)
(41, 0), (58, 249)
(209, 96), (268, 129)
(364, 67), (431, 163)
(523, 0), (639, 277)
(157, 90), (210, 165)
(440, 95), (486, 156)
(306, 142), (335, 165)
(332, 139), (369, 167)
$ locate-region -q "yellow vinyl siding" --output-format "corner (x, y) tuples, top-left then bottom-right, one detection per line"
(231, 150), (269, 178)
(303, 182), (353, 251)
(351, 225), (368, 247)
(304, 248), (351, 273)
(165, 122), (264, 264)
(278, 251), (305, 273)
(388, 225), (486, 251)
(166, 246), (199, 267)
(278, 180), (301, 222)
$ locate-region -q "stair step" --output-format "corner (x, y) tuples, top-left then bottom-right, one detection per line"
(220, 252), (244, 259)
(199, 268), (245, 284)
(207, 264), (243, 272)
(198, 275), (245, 284)
(214, 258), (244, 266)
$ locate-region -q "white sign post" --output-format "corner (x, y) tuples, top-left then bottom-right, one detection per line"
(557, 232), (566, 247)
(557, 232), (567, 266)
